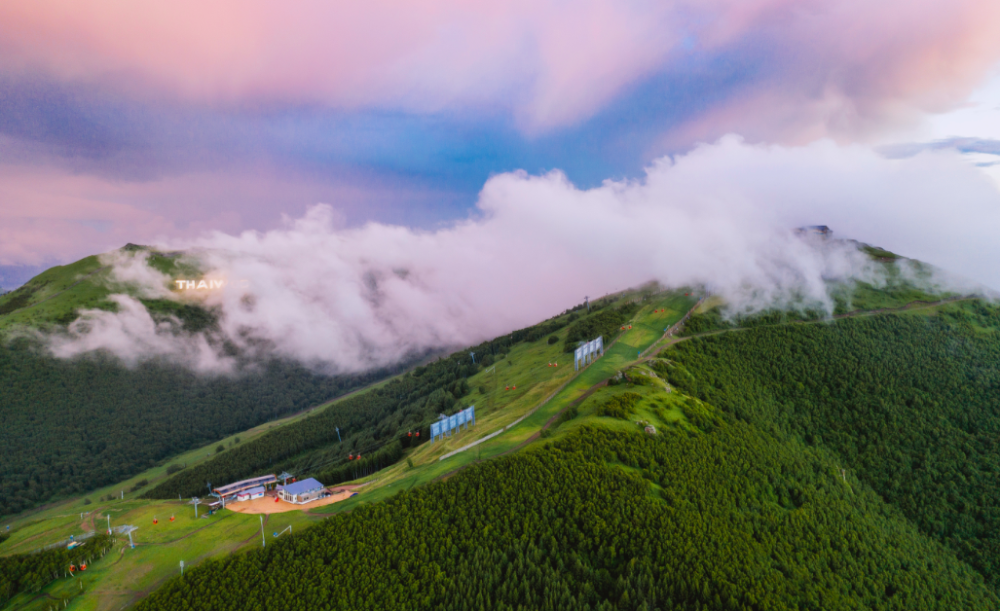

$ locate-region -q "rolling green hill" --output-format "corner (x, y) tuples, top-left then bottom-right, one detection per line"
(135, 304), (1000, 610)
(133, 295), (1000, 610)
(0, 246), (198, 331)
(3, 245), (999, 611)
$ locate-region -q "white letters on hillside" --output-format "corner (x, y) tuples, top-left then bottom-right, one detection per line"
(174, 279), (226, 290)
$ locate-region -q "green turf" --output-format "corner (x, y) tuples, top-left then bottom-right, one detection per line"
(312, 289), (699, 513)
(1, 499), (319, 611)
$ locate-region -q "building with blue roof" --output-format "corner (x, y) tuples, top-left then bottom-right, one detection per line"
(277, 478), (327, 504)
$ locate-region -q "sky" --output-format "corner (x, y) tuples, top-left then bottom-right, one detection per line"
(1, 0), (999, 278)
(1, 0), (999, 370)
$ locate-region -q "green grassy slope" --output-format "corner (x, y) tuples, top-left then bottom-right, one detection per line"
(0, 255), (112, 329)
(309, 290), (698, 513)
(142, 287), (692, 503)
(0, 248), (196, 331)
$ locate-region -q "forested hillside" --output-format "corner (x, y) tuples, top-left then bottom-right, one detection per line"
(666, 300), (1000, 589)
(143, 297), (624, 499)
(0, 341), (397, 517)
(142, 349), (476, 499)
(137, 418), (996, 610)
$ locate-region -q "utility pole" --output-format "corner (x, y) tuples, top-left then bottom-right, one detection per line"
(485, 365), (497, 411)
(585, 296), (590, 312)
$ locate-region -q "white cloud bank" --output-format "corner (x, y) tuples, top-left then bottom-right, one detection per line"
(45, 136), (1000, 373)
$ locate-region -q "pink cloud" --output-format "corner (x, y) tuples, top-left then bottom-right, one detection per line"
(2, 0), (999, 135)
(663, 0), (1000, 146)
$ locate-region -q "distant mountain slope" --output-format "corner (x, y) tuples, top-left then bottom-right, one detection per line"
(0, 246), (195, 331)
(0, 254), (111, 328)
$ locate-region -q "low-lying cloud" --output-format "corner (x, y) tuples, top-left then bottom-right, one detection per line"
(43, 136), (1000, 373)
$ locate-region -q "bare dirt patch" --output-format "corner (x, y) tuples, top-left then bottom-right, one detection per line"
(224, 487), (362, 515)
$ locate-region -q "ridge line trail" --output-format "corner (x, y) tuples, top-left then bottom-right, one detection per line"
(648, 295), (977, 356)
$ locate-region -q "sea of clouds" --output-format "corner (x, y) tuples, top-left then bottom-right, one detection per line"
(42, 137), (999, 373)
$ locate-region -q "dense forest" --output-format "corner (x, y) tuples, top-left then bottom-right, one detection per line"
(0, 534), (113, 606)
(665, 301), (1000, 590)
(0, 340), (399, 517)
(137, 415), (996, 610)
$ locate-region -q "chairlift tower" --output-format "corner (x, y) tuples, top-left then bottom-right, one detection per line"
(278, 471), (294, 486)
(124, 526), (137, 549)
(189, 497), (201, 518)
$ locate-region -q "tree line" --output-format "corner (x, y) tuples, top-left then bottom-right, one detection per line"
(0, 534), (114, 606)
